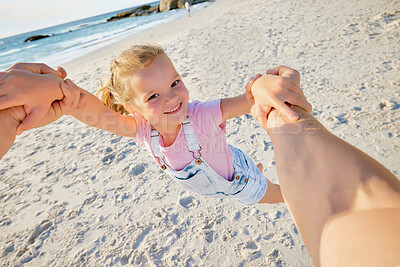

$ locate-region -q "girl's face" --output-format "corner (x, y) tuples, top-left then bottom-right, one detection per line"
(127, 54), (189, 134)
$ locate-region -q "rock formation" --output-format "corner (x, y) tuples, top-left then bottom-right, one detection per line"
(24, 35), (53, 43)
(107, 5), (157, 22)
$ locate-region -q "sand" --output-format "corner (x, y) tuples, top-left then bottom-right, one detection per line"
(1, 0), (399, 266)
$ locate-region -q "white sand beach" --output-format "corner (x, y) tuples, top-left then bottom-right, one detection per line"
(1, 0), (399, 266)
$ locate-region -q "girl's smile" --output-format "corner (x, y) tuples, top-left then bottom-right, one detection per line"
(126, 53), (189, 136)
(164, 102), (182, 114)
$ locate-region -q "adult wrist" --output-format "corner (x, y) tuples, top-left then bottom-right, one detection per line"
(0, 108), (26, 134)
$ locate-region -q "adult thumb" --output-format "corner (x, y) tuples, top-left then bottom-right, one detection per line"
(16, 109), (44, 135)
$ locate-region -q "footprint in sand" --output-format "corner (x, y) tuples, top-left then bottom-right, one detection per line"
(130, 164), (147, 176)
(26, 220), (53, 245)
(179, 196), (197, 208)
(16, 220), (54, 263)
(204, 230), (214, 243)
(278, 232), (295, 248)
(102, 154), (115, 165)
(240, 241), (261, 260)
(266, 249), (285, 267)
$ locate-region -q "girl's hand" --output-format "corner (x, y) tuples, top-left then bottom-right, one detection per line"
(57, 79), (87, 116)
(245, 73), (262, 103)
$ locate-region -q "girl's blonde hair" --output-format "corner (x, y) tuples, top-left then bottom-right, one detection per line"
(97, 43), (165, 115)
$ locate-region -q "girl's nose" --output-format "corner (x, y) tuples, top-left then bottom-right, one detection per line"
(165, 90), (178, 103)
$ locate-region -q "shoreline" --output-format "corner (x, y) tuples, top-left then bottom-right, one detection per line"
(62, 0), (219, 80)
(1, 0), (399, 265)
(59, 1), (214, 73)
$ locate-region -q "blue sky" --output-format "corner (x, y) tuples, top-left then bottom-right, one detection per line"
(0, 0), (156, 38)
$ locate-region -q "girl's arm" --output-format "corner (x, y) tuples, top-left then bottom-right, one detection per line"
(65, 80), (137, 138)
(220, 93), (252, 122)
(220, 75), (262, 122)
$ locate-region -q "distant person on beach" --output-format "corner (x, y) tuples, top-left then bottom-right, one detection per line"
(0, 62), (399, 266)
(185, 1), (191, 17)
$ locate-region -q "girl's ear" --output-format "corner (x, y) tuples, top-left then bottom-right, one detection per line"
(123, 103), (143, 117)
(123, 103), (135, 114)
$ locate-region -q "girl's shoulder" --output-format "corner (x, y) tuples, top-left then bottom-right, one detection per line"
(188, 99), (221, 118)
(131, 114), (151, 147)
(188, 99), (224, 137)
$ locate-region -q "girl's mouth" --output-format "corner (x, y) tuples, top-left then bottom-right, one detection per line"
(164, 102), (182, 114)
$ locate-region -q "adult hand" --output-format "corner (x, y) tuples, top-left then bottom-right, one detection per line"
(6, 62), (67, 79)
(250, 66), (312, 129)
(33, 79), (87, 129)
(266, 65), (301, 86)
(0, 63), (67, 134)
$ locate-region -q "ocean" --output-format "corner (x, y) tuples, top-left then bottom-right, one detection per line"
(0, 1), (212, 71)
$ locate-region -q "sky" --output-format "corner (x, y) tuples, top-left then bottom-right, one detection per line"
(0, 0), (156, 39)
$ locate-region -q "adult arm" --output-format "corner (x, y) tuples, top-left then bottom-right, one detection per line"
(0, 107), (25, 160)
(264, 107), (400, 266)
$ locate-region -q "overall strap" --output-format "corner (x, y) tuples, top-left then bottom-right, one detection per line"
(181, 117), (201, 151)
(150, 117), (202, 169)
(150, 130), (164, 165)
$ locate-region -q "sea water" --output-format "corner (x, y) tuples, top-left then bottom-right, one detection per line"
(0, 1), (212, 71)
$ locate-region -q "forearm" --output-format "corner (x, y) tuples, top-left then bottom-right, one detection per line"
(268, 107), (400, 202)
(69, 90), (136, 137)
(267, 106), (400, 264)
(0, 109), (23, 159)
(220, 93), (252, 121)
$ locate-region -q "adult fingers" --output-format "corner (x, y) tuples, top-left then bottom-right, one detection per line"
(38, 63), (63, 76)
(266, 66), (281, 75)
(0, 95), (22, 110)
(287, 89), (312, 112)
(16, 107), (46, 135)
(56, 66), (67, 79)
(252, 104), (268, 130)
(65, 79), (81, 110)
(51, 101), (63, 118)
(271, 97), (299, 121)
(266, 65), (292, 76)
(8, 63), (42, 74)
(285, 92), (313, 112)
(9, 62), (65, 78)
(59, 82), (73, 112)
(267, 66), (301, 85)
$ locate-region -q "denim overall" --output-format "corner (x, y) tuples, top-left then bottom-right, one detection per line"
(150, 117), (267, 205)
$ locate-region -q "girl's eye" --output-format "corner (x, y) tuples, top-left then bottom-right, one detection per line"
(148, 93), (159, 101)
(171, 80), (179, 87)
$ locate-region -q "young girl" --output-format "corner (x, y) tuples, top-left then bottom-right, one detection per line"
(48, 44), (309, 205)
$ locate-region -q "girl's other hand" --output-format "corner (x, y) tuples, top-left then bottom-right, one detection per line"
(245, 73), (262, 103)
